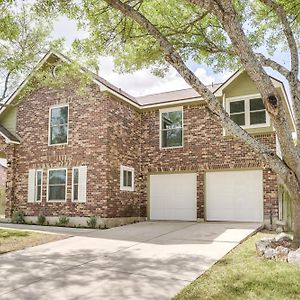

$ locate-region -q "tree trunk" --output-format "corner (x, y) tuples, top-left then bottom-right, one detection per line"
(292, 198), (300, 248)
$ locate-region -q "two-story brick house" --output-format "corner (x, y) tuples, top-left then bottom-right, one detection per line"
(0, 51), (294, 227)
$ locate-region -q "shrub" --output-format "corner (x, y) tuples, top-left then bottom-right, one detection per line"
(37, 214), (46, 225)
(87, 216), (97, 228)
(57, 216), (70, 227)
(11, 210), (25, 224)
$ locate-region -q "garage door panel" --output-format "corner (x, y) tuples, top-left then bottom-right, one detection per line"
(206, 170), (263, 222)
(150, 173), (197, 221)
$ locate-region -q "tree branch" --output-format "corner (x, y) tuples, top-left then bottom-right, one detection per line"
(1, 70), (12, 101)
(103, 0), (297, 186)
(259, 0), (299, 83)
(258, 0), (300, 148)
(256, 53), (290, 78)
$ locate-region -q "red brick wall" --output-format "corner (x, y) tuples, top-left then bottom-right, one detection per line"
(6, 82), (278, 222)
(105, 98), (142, 218)
(12, 83), (110, 217)
(140, 104), (278, 220)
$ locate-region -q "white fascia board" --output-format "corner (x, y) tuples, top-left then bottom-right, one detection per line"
(0, 132), (20, 145)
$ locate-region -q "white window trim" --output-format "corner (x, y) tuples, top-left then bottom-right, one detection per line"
(35, 169), (43, 202)
(120, 165), (134, 191)
(46, 168), (67, 202)
(226, 94), (270, 129)
(48, 103), (69, 146)
(72, 167), (79, 202)
(159, 106), (184, 149)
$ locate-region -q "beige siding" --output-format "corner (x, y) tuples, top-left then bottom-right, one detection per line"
(0, 107), (17, 134)
(224, 72), (258, 98)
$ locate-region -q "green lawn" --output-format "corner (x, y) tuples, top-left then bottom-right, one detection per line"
(0, 228), (65, 254)
(174, 232), (300, 300)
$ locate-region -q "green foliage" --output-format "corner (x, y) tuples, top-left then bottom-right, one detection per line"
(35, 0), (299, 77)
(0, 228), (29, 238)
(36, 0), (239, 74)
(57, 216), (70, 227)
(0, 2), (63, 100)
(247, 0), (300, 55)
(11, 210), (25, 224)
(87, 216), (97, 229)
(37, 214), (46, 225)
(15, 59), (93, 107)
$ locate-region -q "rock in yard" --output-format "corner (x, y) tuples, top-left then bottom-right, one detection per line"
(264, 248), (275, 259)
(275, 232), (292, 243)
(288, 248), (300, 265)
(274, 246), (290, 262)
(255, 238), (273, 256)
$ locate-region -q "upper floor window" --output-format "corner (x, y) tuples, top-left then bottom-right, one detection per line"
(227, 95), (269, 128)
(160, 107), (183, 148)
(49, 105), (68, 145)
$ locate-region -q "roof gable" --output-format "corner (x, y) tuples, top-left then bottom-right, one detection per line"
(0, 50), (293, 130)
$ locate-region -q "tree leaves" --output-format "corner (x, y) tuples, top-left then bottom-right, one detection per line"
(0, 2), (59, 100)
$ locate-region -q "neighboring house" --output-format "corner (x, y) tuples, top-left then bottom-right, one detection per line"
(0, 51), (294, 227)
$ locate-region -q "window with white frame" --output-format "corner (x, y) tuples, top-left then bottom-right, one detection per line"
(49, 105), (68, 145)
(27, 169), (43, 203)
(227, 95), (269, 128)
(72, 167), (79, 201)
(72, 166), (87, 202)
(35, 170), (43, 202)
(160, 107), (183, 148)
(120, 165), (134, 191)
(47, 168), (67, 201)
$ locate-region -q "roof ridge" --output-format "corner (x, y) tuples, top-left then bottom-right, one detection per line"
(137, 82), (223, 99)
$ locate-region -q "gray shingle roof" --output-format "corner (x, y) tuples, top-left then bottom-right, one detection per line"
(136, 84), (222, 106)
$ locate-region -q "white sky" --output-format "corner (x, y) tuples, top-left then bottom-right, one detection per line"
(52, 17), (232, 97)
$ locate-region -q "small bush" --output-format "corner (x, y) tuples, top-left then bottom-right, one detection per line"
(57, 216), (69, 227)
(37, 214), (46, 225)
(11, 210), (25, 224)
(87, 216), (97, 228)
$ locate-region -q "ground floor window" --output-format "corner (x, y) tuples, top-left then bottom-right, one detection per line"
(47, 168), (67, 202)
(28, 166), (87, 203)
(35, 170), (43, 202)
(72, 167), (79, 201)
(120, 165), (134, 191)
(28, 169), (43, 203)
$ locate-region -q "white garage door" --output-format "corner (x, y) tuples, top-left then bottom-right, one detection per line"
(206, 170), (263, 222)
(149, 173), (197, 221)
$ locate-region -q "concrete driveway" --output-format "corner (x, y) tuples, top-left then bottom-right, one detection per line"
(0, 221), (261, 300)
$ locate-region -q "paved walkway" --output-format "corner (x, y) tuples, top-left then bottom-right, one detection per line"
(0, 221), (261, 300)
